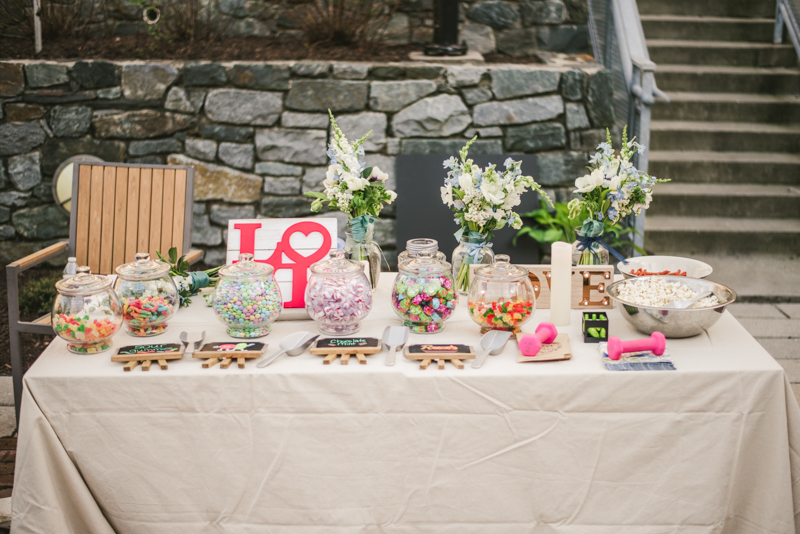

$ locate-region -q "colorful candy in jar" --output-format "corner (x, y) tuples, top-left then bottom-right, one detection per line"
(121, 296), (174, 336)
(212, 254), (282, 338)
(391, 246), (457, 334)
(305, 251), (372, 335)
(115, 253), (179, 337)
(467, 255), (536, 333)
(468, 298), (534, 332)
(52, 266), (123, 354)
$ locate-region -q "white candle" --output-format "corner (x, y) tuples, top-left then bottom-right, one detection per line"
(550, 241), (572, 326)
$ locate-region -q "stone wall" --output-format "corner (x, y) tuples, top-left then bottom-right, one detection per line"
(1, 0), (590, 57)
(0, 59), (614, 267)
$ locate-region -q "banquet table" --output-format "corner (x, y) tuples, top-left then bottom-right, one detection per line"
(11, 276), (800, 534)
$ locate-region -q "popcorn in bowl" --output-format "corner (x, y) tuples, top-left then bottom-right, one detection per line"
(617, 277), (720, 308)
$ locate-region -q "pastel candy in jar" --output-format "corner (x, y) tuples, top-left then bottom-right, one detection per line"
(53, 266), (123, 354)
(391, 246), (457, 334)
(306, 251), (372, 335)
(212, 253), (282, 338)
(115, 253), (178, 337)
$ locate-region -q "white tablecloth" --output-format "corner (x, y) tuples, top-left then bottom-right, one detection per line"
(12, 276), (800, 533)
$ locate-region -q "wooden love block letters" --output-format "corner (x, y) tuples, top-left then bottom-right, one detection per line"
(193, 341), (267, 369)
(112, 343), (183, 371)
(404, 343), (476, 370)
(226, 218), (338, 308)
(470, 264), (614, 309)
(310, 337), (381, 365)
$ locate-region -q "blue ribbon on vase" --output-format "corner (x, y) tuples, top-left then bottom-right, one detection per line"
(575, 219), (628, 264)
(454, 228), (493, 261)
(348, 213), (375, 243)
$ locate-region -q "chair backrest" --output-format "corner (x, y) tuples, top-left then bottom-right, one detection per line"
(69, 162), (195, 275)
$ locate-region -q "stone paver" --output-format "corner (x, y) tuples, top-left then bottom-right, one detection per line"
(777, 304), (800, 319)
(776, 359), (800, 383)
(737, 318), (800, 338)
(758, 338), (800, 360)
(728, 303), (786, 319)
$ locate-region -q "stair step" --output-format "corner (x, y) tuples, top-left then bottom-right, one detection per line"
(644, 216), (800, 254)
(650, 121), (800, 152)
(647, 183), (800, 218)
(647, 151), (800, 185)
(655, 65), (800, 94)
(641, 15), (775, 42)
(647, 39), (798, 68)
(651, 92), (800, 123)
(636, 0), (775, 19)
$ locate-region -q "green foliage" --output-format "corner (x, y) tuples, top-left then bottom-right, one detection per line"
(19, 272), (62, 320)
(514, 201), (646, 259)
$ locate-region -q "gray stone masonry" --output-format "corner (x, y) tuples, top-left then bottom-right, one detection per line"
(0, 59), (607, 266)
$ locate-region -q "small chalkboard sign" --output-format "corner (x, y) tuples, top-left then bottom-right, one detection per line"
(193, 342), (267, 369)
(404, 344), (476, 370)
(310, 337), (381, 365)
(111, 343), (184, 372)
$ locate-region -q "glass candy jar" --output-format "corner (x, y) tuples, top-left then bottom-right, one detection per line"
(345, 218), (382, 291)
(212, 253), (282, 338)
(468, 255), (536, 333)
(115, 253), (178, 337)
(392, 249), (457, 334)
(53, 267), (123, 353)
(305, 251), (372, 335)
(451, 232), (494, 295)
(397, 238), (447, 268)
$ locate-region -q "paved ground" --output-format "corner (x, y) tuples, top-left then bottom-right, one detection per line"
(729, 303), (800, 403)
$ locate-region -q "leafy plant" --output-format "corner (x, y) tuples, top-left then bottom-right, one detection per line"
(514, 201), (645, 261)
(156, 246), (221, 307)
(19, 271), (62, 321)
(1, 0), (106, 39)
(286, 0), (402, 47)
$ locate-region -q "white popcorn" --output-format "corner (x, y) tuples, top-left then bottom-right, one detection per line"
(617, 277), (720, 308)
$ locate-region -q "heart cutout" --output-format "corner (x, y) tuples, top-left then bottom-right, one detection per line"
(289, 230), (326, 257)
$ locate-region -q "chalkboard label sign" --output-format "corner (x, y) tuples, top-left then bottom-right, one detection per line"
(407, 344), (473, 355)
(198, 342), (266, 353)
(316, 338), (380, 349)
(117, 343), (182, 355)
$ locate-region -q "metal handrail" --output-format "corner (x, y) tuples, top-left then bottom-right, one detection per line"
(775, 0), (800, 60)
(587, 0), (667, 255)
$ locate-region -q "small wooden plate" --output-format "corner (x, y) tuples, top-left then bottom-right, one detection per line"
(309, 337), (381, 365)
(404, 343), (476, 370)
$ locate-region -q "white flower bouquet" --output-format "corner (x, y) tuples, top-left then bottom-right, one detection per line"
(305, 110), (397, 288)
(568, 128), (668, 264)
(441, 137), (551, 292)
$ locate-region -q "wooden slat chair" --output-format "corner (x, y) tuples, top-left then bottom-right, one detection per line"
(6, 162), (202, 422)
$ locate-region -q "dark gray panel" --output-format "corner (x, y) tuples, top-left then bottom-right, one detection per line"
(396, 154), (542, 264)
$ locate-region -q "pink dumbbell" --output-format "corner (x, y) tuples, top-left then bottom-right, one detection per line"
(518, 322), (558, 357)
(606, 332), (666, 360)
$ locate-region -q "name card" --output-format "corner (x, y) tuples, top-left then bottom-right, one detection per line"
(226, 218), (337, 308)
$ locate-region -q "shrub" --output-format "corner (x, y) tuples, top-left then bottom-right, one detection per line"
(19, 271), (62, 321)
(287, 0), (402, 46)
(0, 0), (106, 39)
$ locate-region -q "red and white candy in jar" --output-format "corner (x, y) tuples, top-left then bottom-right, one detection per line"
(305, 251), (372, 335)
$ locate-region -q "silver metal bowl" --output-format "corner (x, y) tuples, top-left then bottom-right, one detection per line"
(606, 276), (737, 338)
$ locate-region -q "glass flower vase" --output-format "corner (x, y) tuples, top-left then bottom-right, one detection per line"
(451, 233), (494, 295)
(345, 220), (381, 290)
(572, 228), (609, 266)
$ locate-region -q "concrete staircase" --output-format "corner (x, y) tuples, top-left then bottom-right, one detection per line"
(637, 0), (800, 300)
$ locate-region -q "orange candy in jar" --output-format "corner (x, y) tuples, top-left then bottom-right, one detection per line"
(52, 266), (123, 354)
(467, 255), (536, 333)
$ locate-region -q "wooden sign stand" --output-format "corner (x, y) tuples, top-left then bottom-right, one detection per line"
(310, 338), (381, 365)
(192, 342), (267, 369)
(112, 343), (184, 371)
(404, 344), (476, 370)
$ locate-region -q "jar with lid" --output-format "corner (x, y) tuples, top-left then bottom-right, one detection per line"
(53, 266), (123, 353)
(391, 247), (457, 334)
(212, 253), (282, 338)
(467, 255), (536, 333)
(397, 238), (447, 268)
(305, 251), (372, 335)
(115, 253), (179, 337)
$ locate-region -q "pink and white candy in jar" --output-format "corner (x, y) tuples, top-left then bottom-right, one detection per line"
(305, 251), (372, 335)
